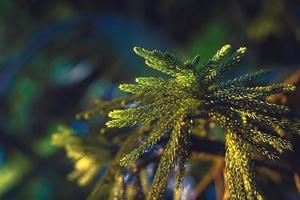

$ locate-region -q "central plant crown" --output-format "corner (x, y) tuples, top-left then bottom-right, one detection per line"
(105, 45), (298, 200)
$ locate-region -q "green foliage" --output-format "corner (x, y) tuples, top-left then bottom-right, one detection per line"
(105, 45), (298, 199)
(54, 45), (299, 200)
(0, 152), (31, 196)
(52, 126), (108, 186)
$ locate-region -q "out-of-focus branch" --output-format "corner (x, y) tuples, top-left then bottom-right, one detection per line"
(223, 170), (230, 200)
(195, 158), (224, 199)
(294, 173), (300, 194)
(214, 165), (225, 200)
(190, 137), (296, 174)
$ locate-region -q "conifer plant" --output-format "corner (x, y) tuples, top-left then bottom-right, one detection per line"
(52, 44), (299, 200)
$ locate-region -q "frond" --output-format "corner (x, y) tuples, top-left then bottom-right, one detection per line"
(225, 130), (263, 200)
(70, 44), (299, 199)
(202, 46), (247, 83)
(133, 47), (185, 76)
(148, 120), (190, 200)
(218, 69), (271, 89)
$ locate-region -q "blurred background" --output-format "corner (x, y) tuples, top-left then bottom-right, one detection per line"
(0, 0), (299, 199)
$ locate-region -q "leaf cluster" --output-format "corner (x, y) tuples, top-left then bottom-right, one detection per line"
(54, 45), (299, 200)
